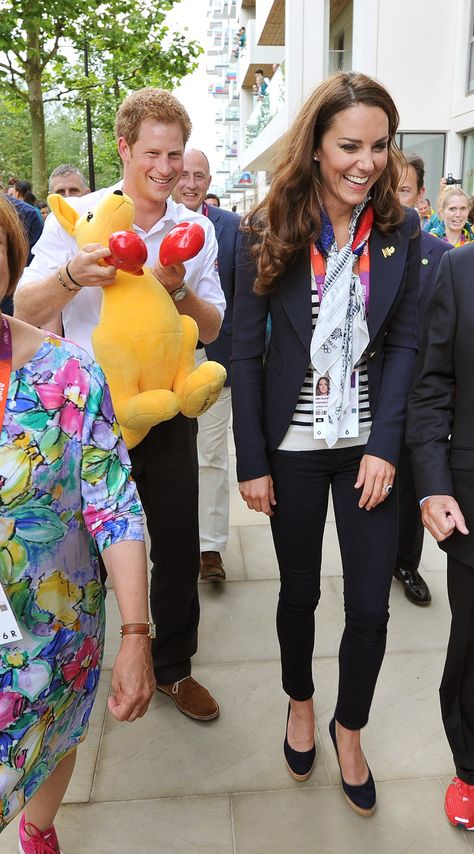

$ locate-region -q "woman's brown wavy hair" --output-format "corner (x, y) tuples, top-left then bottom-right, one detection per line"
(0, 195), (28, 298)
(245, 72), (406, 294)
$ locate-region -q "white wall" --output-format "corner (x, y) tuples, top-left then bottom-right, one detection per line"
(299, 0), (330, 108)
(375, 0), (455, 130)
(352, 0), (378, 76)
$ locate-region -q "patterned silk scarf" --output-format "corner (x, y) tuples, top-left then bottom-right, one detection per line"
(310, 201), (374, 448)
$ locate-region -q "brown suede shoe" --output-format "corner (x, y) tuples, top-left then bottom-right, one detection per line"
(156, 676), (220, 721)
(200, 551), (226, 582)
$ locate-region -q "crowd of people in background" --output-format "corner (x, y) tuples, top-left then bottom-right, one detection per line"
(4, 160), (473, 255)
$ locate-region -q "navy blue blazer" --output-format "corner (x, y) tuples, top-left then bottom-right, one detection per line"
(417, 230), (450, 337)
(231, 208), (420, 482)
(203, 205), (240, 386)
(407, 243), (474, 566)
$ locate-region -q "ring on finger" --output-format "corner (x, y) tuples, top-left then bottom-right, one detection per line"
(383, 484), (393, 495)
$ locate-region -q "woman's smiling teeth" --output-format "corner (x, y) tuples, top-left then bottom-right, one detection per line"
(344, 174), (369, 185)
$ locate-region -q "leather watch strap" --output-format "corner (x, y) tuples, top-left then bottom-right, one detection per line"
(120, 622), (156, 639)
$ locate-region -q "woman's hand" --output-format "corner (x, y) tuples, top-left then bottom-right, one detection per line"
(355, 454), (395, 510)
(108, 635), (155, 722)
(239, 475), (276, 516)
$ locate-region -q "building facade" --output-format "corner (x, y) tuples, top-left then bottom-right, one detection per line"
(225, 0), (474, 207)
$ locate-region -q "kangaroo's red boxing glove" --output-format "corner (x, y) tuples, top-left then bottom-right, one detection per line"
(159, 222), (205, 267)
(103, 231), (147, 275)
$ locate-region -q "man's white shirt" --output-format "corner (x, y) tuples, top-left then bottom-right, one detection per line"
(19, 181), (225, 355)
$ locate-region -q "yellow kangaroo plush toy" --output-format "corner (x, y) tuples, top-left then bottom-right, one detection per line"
(47, 189), (227, 449)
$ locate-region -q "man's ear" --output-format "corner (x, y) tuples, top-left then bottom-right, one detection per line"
(416, 187), (426, 208)
(47, 193), (80, 236)
(117, 137), (131, 162)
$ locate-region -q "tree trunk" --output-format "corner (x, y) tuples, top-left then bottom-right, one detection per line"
(26, 29), (47, 199)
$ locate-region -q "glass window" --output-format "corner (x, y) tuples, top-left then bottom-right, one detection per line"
(462, 133), (474, 197)
(397, 133), (446, 207)
(468, 2), (474, 92)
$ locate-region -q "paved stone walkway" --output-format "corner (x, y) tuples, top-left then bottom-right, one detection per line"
(3, 437), (473, 852)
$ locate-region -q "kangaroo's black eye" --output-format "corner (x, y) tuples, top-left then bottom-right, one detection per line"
(86, 212), (93, 222)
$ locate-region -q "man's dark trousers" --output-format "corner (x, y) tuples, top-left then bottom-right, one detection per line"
(129, 413), (200, 684)
(440, 554), (474, 785)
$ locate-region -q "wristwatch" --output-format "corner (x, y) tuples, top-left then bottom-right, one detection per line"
(170, 282), (189, 302)
(120, 622), (156, 639)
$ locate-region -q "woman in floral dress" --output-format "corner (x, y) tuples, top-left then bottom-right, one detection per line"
(0, 196), (155, 852)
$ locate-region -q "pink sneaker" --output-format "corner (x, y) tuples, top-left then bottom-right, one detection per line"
(445, 776), (474, 830)
(18, 812), (63, 853)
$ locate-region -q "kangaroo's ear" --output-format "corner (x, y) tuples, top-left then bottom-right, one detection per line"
(47, 193), (80, 236)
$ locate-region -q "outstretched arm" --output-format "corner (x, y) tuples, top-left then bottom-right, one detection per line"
(101, 540), (155, 722)
(15, 244), (116, 327)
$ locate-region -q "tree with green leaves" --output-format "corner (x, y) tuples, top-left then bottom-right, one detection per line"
(0, 1), (202, 197)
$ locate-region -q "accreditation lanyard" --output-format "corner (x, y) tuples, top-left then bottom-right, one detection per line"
(309, 239), (371, 310)
(0, 315), (23, 646)
(0, 315), (12, 433)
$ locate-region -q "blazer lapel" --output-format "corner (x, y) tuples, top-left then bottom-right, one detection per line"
(368, 225), (410, 343)
(208, 208), (224, 241)
(277, 248), (312, 350)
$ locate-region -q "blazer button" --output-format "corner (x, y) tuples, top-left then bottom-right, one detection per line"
(368, 350), (376, 359)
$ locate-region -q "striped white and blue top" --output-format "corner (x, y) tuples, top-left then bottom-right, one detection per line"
(278, 271), (372, 452)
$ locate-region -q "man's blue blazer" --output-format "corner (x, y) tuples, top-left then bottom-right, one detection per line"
(204, 204), (240, 386)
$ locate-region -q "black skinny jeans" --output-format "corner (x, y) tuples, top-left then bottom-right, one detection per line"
(269, 445), (397, 730)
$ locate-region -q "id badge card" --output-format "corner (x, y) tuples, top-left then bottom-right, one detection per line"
(313, 371), (360, 440)
(0, 580), (23, 646)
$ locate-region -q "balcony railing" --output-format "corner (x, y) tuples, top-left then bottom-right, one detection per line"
(328, 49), (352, 73)
(209, 81), (230, 96)
(245, 61), (285, 148)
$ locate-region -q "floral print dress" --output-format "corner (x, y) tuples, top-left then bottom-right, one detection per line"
(0, 335), (144, 830)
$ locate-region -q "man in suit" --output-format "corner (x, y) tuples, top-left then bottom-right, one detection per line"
(394, 154), (450, 605)
(174, 149), (240, 581)
(407, 241), (474, 828)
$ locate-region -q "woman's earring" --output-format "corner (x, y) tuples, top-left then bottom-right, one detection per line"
(313, 155), (319, 162)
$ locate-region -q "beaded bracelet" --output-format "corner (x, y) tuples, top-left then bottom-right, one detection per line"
(57, 266), (80, 293)
(65, 261), (83, 289)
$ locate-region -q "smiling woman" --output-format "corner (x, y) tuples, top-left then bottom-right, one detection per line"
(430, 186), (474, 247)
(232, 71), (420, 817)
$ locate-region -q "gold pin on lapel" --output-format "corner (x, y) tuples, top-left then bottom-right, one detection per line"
(382, 246), (395, 258)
